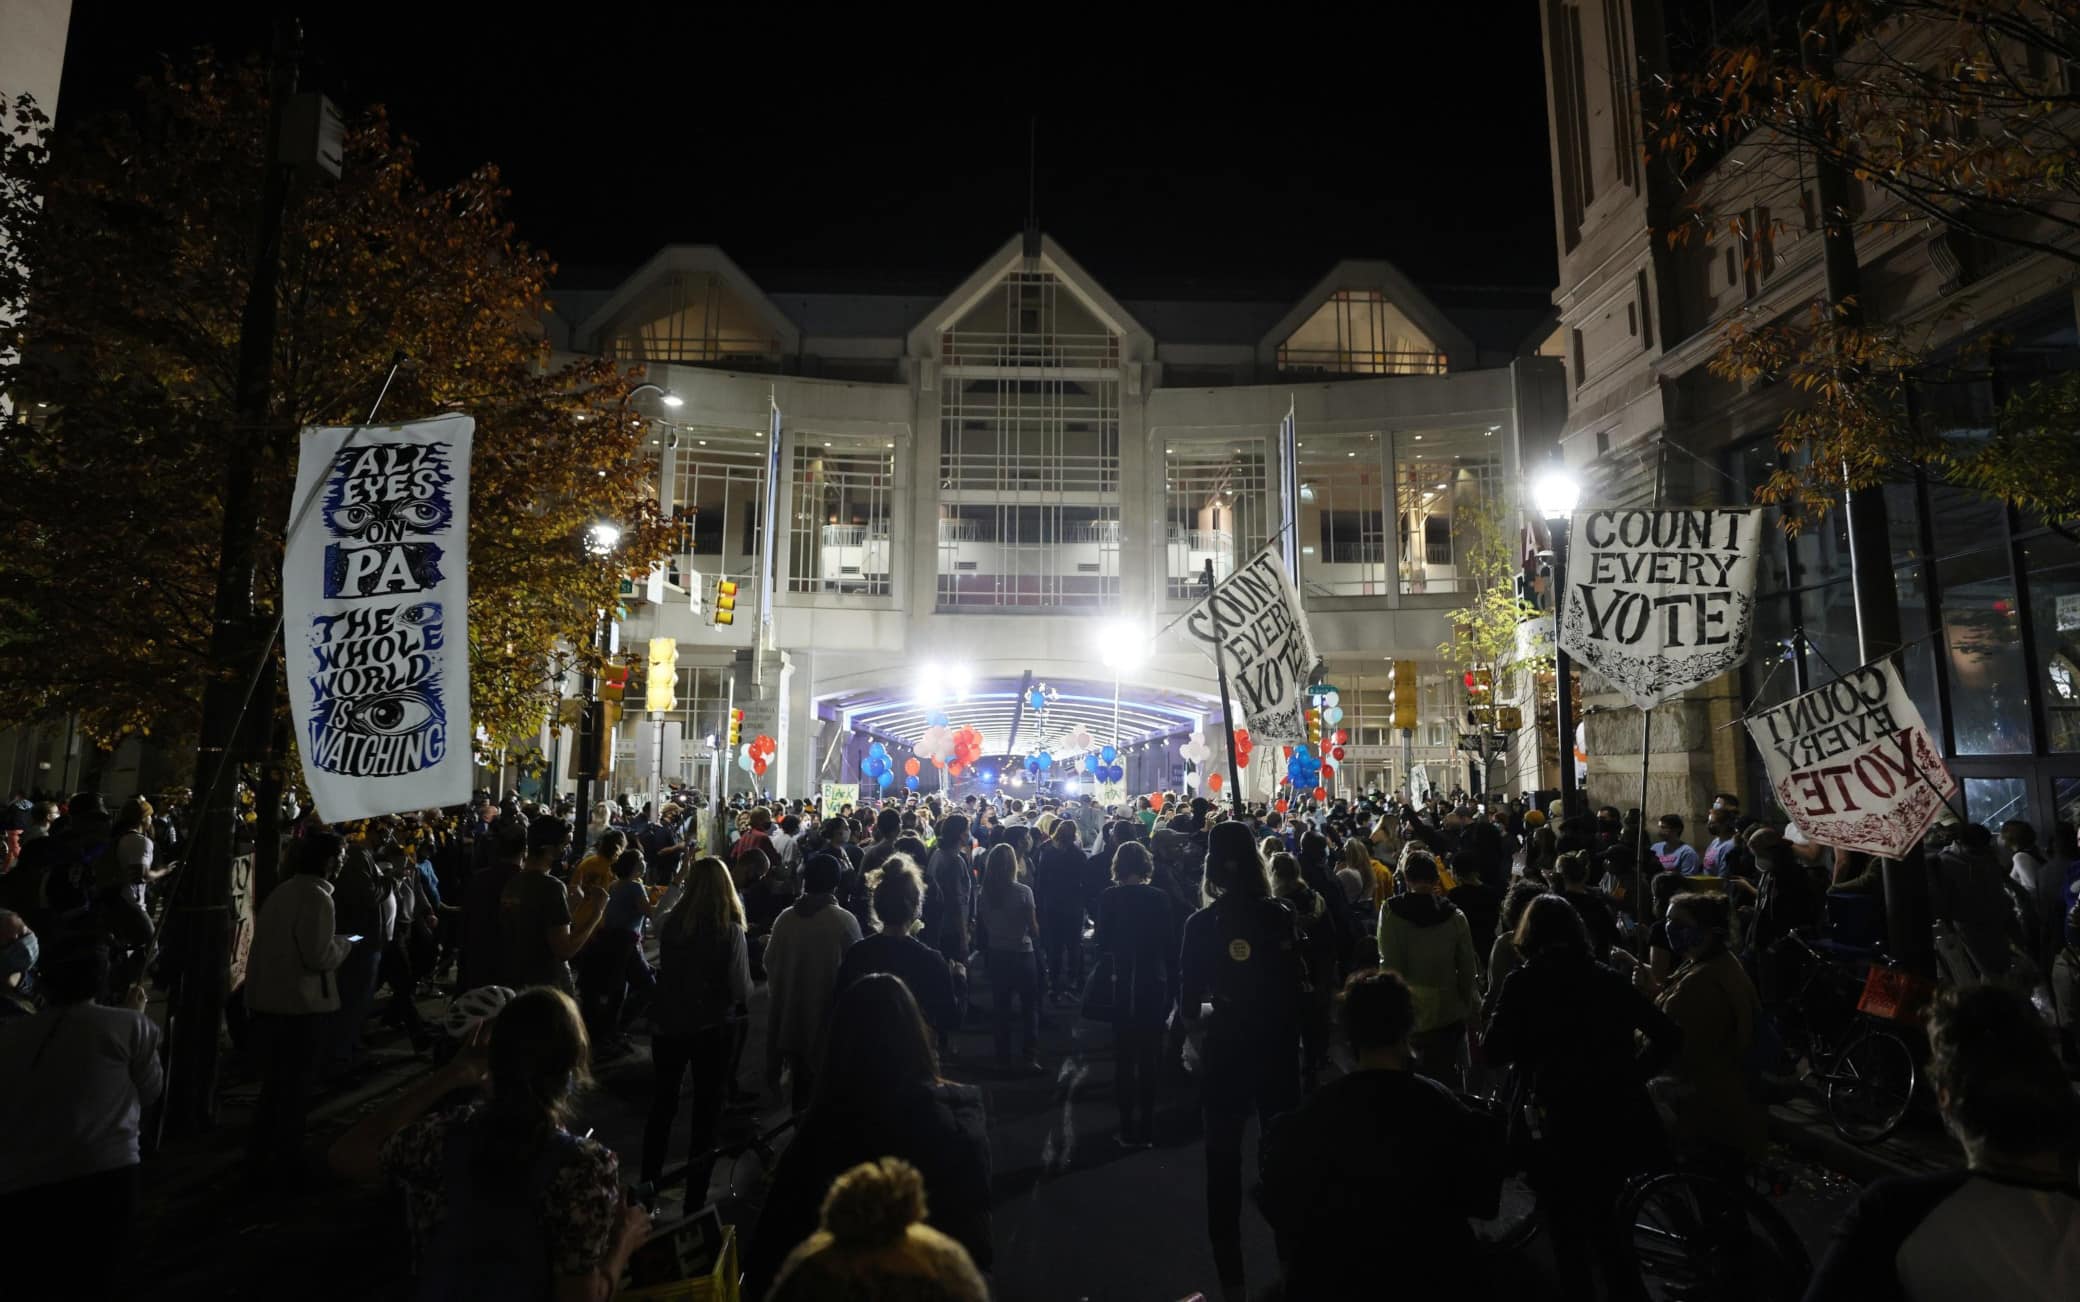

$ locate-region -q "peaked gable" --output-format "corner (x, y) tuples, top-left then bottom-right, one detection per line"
(1257, 259), (1474, 372)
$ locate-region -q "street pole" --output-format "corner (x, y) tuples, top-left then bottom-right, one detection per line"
(166, 19), (300, 1134)
(573, 605), (605, 853)
(1202, 559), (1246, 819)
(1549, 516), (1578, 819)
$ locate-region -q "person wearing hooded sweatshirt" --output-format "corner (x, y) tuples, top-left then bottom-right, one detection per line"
(1376, 849), (1479, 1090)
(763, 853), (861, 1111)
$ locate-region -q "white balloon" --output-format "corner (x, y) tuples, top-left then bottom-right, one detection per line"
(1324, 690), (1341, 708)
(1183, 770), (1201, 789)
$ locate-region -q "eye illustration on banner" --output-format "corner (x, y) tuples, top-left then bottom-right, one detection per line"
(306, 439), (457, 779)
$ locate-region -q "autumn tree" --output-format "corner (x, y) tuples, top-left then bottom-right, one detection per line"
(0, 59), (670, 771)
(1652, 0), (2080, 526)
(1438, 495), (1542, 744)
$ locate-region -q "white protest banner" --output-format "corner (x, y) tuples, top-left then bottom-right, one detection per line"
(1745, 660), (1956, 858)
(283, 414), (473, 823)
(1558, 509), (1761, 710)
(1183, 547), (1319, 743)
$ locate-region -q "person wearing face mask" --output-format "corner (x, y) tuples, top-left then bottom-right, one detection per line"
(0, 909), (39, 1018)
(1652, 893), (1764, 1173)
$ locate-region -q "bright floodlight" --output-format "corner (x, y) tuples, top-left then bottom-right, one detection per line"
(661, 391), (685, 408)
(915, 669), (945, 711)
(1531, 469), (1581, 519)
(583, 521), (622, 556)
(1099, 619), (1148, 673)
(945, 664), (973, 700)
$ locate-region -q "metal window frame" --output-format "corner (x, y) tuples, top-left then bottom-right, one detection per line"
(787, 436), (896, 596)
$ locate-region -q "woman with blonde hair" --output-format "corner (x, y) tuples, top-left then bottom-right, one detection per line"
(640, 856), (751, 1194)
(1341, 836), (1390, 905)
(767, 1159), (988, 1302)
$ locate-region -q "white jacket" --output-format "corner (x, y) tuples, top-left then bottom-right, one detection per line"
(244, 875), (353, 1015)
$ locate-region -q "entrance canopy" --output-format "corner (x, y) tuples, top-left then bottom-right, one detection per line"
(820, 675), (1211, 755)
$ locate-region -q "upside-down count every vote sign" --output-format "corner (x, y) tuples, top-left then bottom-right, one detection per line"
(283, 414), (474, 823)
(1744, 661), (1956, 859)
(1183, 547), (1318, 744)
(1558, 509), (1761, 711)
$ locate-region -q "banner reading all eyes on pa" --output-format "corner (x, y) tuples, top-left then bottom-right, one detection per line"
(283, 414), (473, 823)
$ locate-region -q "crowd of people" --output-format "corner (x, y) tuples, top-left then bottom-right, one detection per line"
(0, 778), (2077, 1299)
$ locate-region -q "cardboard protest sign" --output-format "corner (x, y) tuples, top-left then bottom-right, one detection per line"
(1183, 547), (1318, 743)
(1559, 509), (1761, 710)
(1745, 661), (1956, 858)
(283, 414), (473, 822)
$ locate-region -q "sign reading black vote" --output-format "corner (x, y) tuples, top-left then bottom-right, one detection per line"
(1557, 508), (1762, 710)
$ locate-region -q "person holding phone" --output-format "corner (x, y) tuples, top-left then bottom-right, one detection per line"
(244, 830), (355, 1188)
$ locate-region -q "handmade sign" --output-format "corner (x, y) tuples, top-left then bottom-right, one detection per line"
(283, 414), (473, 822)
(1744, 661), (1956, 858)
(1183, 547), (1319, 743)
(1558, 509), (1761, 710)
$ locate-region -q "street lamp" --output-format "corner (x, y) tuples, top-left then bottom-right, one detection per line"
(1532, 467), (1581, 815)
(1098, 619), (1149, 763)
(574, 517), (623, 852)
(624, 381), (683, 409)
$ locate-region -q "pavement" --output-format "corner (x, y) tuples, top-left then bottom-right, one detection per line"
(108, 965), (1965, 1302)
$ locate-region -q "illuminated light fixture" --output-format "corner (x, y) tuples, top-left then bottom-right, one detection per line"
(824, 441), (833, 447)
(1302, 545), (1317, 555)
(1434, 482), (1448, 490)
(698, 439), (707, 446)
(886, 442), (896, 448)
(1531, 468), (1582, 519)
(584, 521), (622, 556)
(661, 392), (685, 408)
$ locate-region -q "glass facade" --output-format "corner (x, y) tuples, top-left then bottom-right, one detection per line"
(663, 430), (767, 604)
(1164, 440), (1272, 600)
(937, 271), (1122, 609)
(1393, 427), (1502, 595)
(607, 271), (780, 367)
(788, 437), (894, 596)
(1297, 433), (1388, 595)
(1725, 296), (2080, 834)
(1277, 289), (1447, 376)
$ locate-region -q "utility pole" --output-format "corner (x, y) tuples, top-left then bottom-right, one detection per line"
(1802, 13), (1928, 966)
(165, 19), (302, 1134)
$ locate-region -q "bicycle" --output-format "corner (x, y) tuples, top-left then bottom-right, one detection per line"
(1614, 1163), (1811, 1302)
(635, 1114), (798, 1220)
(1764, 932), (1920, 1144)
(1456, 1090), (1542, 1253)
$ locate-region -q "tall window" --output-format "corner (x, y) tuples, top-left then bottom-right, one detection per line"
(664, 429), (767, 603)
(938, 270), (1121, 609)
(1393, 427), (1502, 595)
(1278, 290), (1446, 376)
(1297, 433), (1388, 595)
(1165, 440), (1271, 600)
(789, 437), (894, 595)
(608, 271), (779, 367)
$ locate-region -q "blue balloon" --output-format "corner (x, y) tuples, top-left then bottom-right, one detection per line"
(1084, 755), (1098, 773)
(929, 711), (950, 727)
(1028, 689), (1046, 710)
(877, 771), (892, 786)
(905, 775), (920, 790)
(868, 742), (888, 758)
(1101, 745), (1117, 764)
(1106, 764), (1123, 782)
(1038, 753), (1054, 770)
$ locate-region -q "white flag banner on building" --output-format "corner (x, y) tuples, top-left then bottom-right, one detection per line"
(1183, 546), (1318, 743)
(1558, 508), (1762, 710)
(283, 413), (473, 822)
(1745, 660), (1956, 858)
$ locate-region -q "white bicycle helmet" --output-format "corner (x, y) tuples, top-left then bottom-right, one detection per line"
(443, 985), (514, 1039)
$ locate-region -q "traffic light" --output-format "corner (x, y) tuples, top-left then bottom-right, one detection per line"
(1392, 660), (1418, 731)
(645, 638), (678, 713)
(728, 707), (745, 747)
(600, 662), (630, 703)
(713, 579), (738, 627)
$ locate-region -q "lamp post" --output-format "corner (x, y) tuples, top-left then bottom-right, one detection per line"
(574, 520), (622, 853)
(1098, 619), (1148, 756)
(1532, 468), (1581, 816)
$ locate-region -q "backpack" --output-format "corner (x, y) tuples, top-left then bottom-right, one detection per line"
(418, 1117), (582, 1302)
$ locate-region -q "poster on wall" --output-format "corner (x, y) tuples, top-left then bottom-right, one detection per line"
(282, 414), (473, 823)
(1182, 546), (1319, 743)
(1744, 660), (1957, 858)
(1558, 509), (1761, 711)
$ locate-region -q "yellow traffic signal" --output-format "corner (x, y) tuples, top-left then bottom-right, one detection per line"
(1392, 660), (1418, 731)
(714, 579), (738, 627)
(646, 637), (678, 713)
(728, 708), (744, 747)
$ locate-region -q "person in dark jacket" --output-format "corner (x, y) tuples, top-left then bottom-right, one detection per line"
(832, 855), (958, 1036)
(1093, 841), (1180, 1147)
(1555, 849), (1622, 958)
(1181, 822), (1304, 1302)
(1260, 969), (1505, 1299)
(1446, 852), (1503, 970)
(744, 975), (991, 1301)
(641, 856), (751, 1196)
(1032, 820), (1089, 1001)
(1483, 894), (1682, 1302)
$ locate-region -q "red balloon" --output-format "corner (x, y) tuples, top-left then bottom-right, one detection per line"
(1274, 798), (1289, 813)
(1236, 751), (1249, 768)
(1282, 745), (1293, 759)
(904, 758), (921, 776)
(1149, 792), (1167, 812)
(1311, 786), (1327, 801)
(1333, 746), (1346, 760)
(1208, 772), (1224, 792)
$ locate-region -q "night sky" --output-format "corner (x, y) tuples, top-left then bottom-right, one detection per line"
(56, 5), (1557, 298)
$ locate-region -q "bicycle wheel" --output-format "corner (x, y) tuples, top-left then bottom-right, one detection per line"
(1617, 1170), (1811, 1302)
(1468, 1170), (1542, 1253)
(1825, 1027), (1916, 1144)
